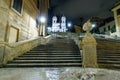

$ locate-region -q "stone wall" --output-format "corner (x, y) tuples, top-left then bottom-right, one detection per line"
(0, 0), (39, 42)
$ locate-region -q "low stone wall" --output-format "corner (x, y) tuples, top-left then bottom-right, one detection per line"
(41, 35), (53, 45)
(68, 33), (81, 49)
(0, 35), (52, 65)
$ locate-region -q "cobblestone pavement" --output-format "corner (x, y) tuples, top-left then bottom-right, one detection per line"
(0, 68), (120, 80)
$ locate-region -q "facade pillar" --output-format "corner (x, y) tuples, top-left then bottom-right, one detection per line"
(81, 21), (98, 68)
(112, 4), (120, 37)
(113, 10), (120, 36)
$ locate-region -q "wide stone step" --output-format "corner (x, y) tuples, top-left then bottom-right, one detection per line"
(15, 56), (81, 59)
(34, 46), (78, 47)
(15, 57), (81, 60)
(98, 51), (120, 53)
(28, 51), (80, 53)
(98, 63), (120, 69)
(98, 57), (120, 60)
(9, 59), (82, 63)
(20, 55), (81, 57)
(98, 53), (120, 55)
(98, 56), (120, 58)
(98, 60), (120, 64)
(24, 53), (80, 55)
(4, 63), (82, 67)
(33, 49), (78, 50)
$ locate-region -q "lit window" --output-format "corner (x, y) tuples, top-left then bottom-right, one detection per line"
(12, 0), (23, 14)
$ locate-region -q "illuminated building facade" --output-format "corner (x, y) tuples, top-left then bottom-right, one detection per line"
(51, 16), (67, 32)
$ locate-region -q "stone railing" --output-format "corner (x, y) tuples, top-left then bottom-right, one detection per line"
(0, 35), (52, 66)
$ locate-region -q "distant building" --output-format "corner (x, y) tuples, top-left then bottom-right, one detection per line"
(51, 16), (67, 32)
(99, 21), (116, 36)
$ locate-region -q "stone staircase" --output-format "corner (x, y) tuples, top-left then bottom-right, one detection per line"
(4, 38), (82, 67)
(97, 39), (120, 70)
(97, 50), (120, 70)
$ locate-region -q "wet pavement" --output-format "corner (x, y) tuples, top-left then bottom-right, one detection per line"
(0, 68), (120, 80)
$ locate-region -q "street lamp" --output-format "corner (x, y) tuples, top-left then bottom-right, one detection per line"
(92, 23), (98, 34)
(67, 22), (72, 27)
(38, 16), (46, 36)
(67, 22), (72, 32)
(92, 23), (96, 28)
(39, 16), (46, 23)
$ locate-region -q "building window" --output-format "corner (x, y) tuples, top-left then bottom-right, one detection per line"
(111, 25), (116, 33)
(104, 28), (106, 32)
(37, 0), (40, 9)
(12, 0), (23, 14)
(108, 25), (110, 31)
(117, 8), (120, 15)
(36, 19), (39, 28)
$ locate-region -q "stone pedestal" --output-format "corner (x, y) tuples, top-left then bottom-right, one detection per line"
(82, 32), (98, 68)
(81, 21), (98, 68)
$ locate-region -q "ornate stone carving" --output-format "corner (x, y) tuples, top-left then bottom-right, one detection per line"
(83, 21), (92, 32)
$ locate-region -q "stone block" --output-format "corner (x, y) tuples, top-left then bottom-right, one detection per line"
(82, 32), (98, 68)
(0, 45), (5, 66)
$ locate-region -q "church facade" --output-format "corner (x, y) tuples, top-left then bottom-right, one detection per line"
(51, 16), (68, 32)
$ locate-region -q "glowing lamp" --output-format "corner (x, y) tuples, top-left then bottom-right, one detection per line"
(39, 16), (46, 23)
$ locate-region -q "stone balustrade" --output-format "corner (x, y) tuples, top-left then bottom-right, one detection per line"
(0, 35), (52, 66)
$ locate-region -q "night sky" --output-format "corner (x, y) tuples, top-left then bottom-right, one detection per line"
(48, 0), (119, 26)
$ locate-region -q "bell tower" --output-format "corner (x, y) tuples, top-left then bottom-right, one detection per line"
(52, 16), (57, 27)
(61, 16), (67, 32)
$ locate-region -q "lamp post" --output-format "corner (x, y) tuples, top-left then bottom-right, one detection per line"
(68, 23), (72, 27)
(92, 23), (96, 28)
(92, 23), (98, 34)
(67, 22), (72, 32)
(40, 16), (46, 23)
(39, 16), (46, 36)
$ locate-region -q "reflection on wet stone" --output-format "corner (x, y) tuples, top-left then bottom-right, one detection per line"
(46, 68), (65, 80)
(0, 68), (120, 80)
